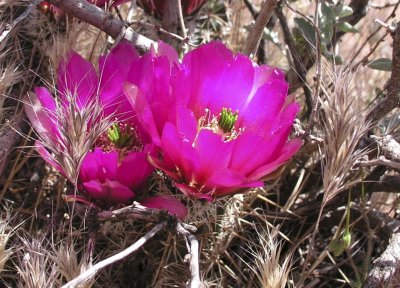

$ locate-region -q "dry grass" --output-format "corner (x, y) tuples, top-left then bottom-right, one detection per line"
(320, 66), (371, 204)
(250, 228), (294, 288)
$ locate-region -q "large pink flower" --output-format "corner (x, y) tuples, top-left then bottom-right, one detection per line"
(125, 42), (302, 200)
(25, 43), (187, 218)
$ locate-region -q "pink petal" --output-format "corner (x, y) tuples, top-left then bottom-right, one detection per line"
(207, 169), (263, 190)
(117, 147), (154, 189)
(80, 148), (119, 183)
(160, 122), (199, 181)
(182, 42), (234, 117)
(229, 131), (264, 172)
(175, 106), (197, 143)
(99, 43), (139, 121)
(175, 183), (213, 201)
(35, 141), (65, 175)
(124, 82), (161, 146)
(207, 54), (254, 114)
(249, 139), (302, 180)
(193, 129), (234, 182)
(57, 51), (98, 109)
(35, 87), (56, 112)
(252, 65), (286, 94)
(83, 179), (134, 203)
(147, 153), (179, 180)
(24, 91), (60, 143)
(239, 79), (289, 134)
(157, 41), (180, 66)
(141, 196), (188, 219)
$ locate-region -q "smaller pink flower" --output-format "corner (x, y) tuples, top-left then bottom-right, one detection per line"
(79, 146), (153, 204)
(25, 43), (187, 218)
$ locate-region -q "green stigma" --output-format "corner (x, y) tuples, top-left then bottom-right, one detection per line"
(107, 123), (132, 149)
(218, 108), (238, 133)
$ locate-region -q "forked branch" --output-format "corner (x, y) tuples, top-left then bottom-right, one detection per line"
(48, 0), (156, 53)
(244, 0), (279, 56)
(367, 24), (400, 123)
(61, 222), (166, 288)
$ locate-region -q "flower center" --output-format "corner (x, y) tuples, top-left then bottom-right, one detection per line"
(97, 122), (143, 156)
(197, 108), (242, 142)
(107, 123), (133, 149)
(218, 108), (238, 133)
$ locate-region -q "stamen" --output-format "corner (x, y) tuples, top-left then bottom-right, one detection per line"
(195, 108), (243, 143)
(97, 122), (143, 157)
(107, 123), (133, 149)
(218, 108), (238, 133)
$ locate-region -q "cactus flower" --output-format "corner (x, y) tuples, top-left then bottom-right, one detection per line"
(25, 43), (187, 218)
(125, 42), (302, 200)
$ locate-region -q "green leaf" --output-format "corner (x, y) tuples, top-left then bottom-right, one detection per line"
(337, 22), (358, 33)
(329, 232), (352, 256)
(368, 58), (392, 71)
(321, 2), (335, 21)
(329, 238), (345, 256)
(337, 5), (353, 18)
(294, 17), (316, 45)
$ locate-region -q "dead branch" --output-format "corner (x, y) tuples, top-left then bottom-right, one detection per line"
(0, 1), (45, 43)
(243, 0), (259, 17)
(97, 202), (198, 234)
(61, 222), (166, 288)
(97, 203), (200, 286)
(369, 174), (400, 193)
(373, 135), (400, 161)
(275, 5), (313, 116)
(356, 156), (400, 172)
(97, 202), (166, 222)
(293, 119), (323, 143)
(356, 135), (400, 170)
(176, 0), (187, 41)
(349, 1), (400, 69)
(48, 0), (156, 53)
(363, 227), (400, 287)
(176, 222), (201, 288)
(244, 0), (279, 56)
(0, 117), (21, 180)
(128, 20), (196, 47)
(367, 24), (400, 123)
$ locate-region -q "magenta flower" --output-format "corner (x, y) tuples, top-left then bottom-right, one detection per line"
(25, 43), (187, 218)
(125, 42), (302, 200)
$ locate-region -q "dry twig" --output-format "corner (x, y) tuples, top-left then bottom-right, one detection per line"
(363, 227), (400, 287)
(61, 222), (167, 288)
(48, 0), (156, 52)
(356, 156), (400, 171)
(176, 222), (201, 288)
(367, 24), (400, 123)
(244, 0), (279, 56)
